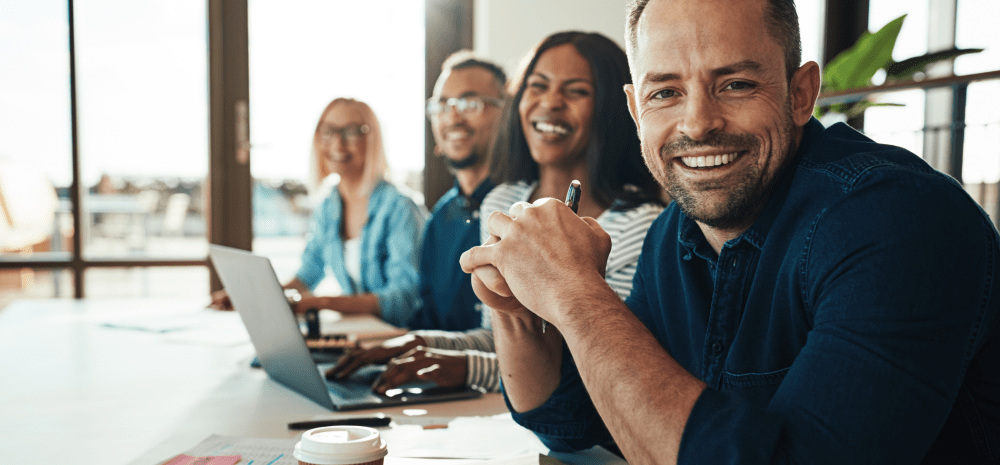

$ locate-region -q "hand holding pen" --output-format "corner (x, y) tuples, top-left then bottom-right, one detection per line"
(461, 180), (611, 325)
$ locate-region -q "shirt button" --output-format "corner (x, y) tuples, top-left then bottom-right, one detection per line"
(731, 258), (738, 269)
(712, 341), (724, 355)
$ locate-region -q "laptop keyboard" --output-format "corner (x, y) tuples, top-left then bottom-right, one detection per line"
(318, 365), (384, 398)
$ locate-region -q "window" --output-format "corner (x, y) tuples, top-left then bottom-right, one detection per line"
(75, 0), (209, 262)
(1, 1), (73, 302)
(1, 0), (209, 301)
(247, 0), (426, 288)
(862, 0), (929, 157)
(956, 0), (1000, 185)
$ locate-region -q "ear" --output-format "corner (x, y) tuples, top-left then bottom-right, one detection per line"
(624, 84), (641, 131)
(788, 61), (821, 127)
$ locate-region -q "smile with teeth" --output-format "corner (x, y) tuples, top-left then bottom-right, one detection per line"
(444, 128), (472, 142)
(680, 152), (741, 168)
(533, 121), (571, 136)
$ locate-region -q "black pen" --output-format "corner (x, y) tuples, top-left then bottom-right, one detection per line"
(542, 180), (583, 334)
(565, 179), (582, 214)
(287, 415), (391, 430)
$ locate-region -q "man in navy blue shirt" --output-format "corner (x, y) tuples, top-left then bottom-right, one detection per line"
(460, 0), (1000, 463)
(328, 52), (505, 389)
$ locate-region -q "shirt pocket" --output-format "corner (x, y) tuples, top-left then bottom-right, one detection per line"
(719, 367), (791, 404)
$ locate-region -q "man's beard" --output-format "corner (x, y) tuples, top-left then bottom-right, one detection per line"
(442, 150), (482, 170)
(645, 112), (796, 231)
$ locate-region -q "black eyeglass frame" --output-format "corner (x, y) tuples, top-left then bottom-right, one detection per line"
(318, 124), (370, 143)
(425, 95), (503, 118)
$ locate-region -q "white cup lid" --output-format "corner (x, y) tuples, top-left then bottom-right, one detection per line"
(293, 426), (388, 465)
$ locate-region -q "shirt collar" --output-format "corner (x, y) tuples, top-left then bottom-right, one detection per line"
(677, 117), (826, 255)
(455, 177), (495, 212)
(677, 214), (719, 262)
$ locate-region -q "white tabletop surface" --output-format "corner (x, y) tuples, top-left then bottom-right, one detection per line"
(0, 298), (512, 465)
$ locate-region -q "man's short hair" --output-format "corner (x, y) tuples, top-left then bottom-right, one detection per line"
(625, 0), (802, 80)
(440, 50), (507, 96)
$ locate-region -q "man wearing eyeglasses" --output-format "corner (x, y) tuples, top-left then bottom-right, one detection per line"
(326, 51), (507, 388)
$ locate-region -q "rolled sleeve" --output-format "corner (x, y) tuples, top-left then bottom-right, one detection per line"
(507, 344), (612, 451)
(413, 328), (495, 352)
(465, 350), (500, 392)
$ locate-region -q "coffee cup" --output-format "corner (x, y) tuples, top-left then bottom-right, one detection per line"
(293, 425), (388, 465)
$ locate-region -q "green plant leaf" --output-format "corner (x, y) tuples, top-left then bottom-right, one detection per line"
(823, 14), (906, 91)
(884, 48), (985, 80)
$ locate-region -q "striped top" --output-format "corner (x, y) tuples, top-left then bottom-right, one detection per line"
(413, 181), (664, 392)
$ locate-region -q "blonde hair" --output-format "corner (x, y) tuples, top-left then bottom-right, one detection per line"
(311, 98), (389, 194)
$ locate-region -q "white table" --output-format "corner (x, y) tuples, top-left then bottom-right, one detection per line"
(0, 298), (512, 465)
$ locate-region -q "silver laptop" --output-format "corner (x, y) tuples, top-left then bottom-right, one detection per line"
(209, 245), (482, 411)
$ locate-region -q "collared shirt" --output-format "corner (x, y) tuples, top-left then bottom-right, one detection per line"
(296, 179), (425, 328)
(510, 119), (1000, 464)
(407, 178), (494, 331)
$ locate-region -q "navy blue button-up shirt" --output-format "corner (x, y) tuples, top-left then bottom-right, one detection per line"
(510, 119), (1000, 464)
(408, 179), (494, 331)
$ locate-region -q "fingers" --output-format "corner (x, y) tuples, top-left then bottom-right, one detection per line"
(329, 336), (424, 380)
(581, 217), (613, 276)
(328, 346), (387, 380)
(470, 272), (525, 312)
(507, 201), (532, 219)
(372, 353), (423, 394)
(327, 350), (368, 380)
(461, 233), (514, 299)
(415, 363), (441, 379)
(208, 290), (233, 310)
(581, 217), (612, 249)
(371, 348), (466, 394)
(460, 243), (494, 273)
(485, 210), (516, 239)
(471, 265), (512, 297)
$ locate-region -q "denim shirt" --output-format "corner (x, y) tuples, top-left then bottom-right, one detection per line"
(296, 179), (425, 327)
(509, 119), (1000, 464)
(407, 178), (494, 331)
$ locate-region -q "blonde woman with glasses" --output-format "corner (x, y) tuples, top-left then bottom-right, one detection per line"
(212, 98), (424, 327)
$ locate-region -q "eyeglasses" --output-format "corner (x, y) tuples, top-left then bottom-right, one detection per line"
(319, 124), (369, 143)
(426, 96), (503, 118)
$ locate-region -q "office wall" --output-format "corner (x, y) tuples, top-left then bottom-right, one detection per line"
(473, 0), (627, 77)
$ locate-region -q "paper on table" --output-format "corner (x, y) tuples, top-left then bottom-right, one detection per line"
(101, 309), (236, 333)
(161, 325), (250, 347)
(101, 309), (250, 346)
(158, 428), (623, 465)
(160, 435), (297, 465)
(380, 414), (627, 465)
(162, 435), (491, 465)
(380, 414), (548, 459)
(162, 454), (241, 465)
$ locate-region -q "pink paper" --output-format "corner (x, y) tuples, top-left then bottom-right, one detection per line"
(162, 453), (242, 465)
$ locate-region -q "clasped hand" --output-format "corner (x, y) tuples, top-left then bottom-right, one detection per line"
(459, 198), (611, 326)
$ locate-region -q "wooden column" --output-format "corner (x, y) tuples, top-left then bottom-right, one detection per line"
(823, 0), (870, 131)
(424, 0), (474, 210)
(208, 0), (252, 291)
